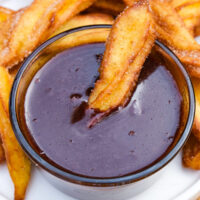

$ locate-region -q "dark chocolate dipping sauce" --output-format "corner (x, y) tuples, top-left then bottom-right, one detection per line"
(24, 43), (182, 178)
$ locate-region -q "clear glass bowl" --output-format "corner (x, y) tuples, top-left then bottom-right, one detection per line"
(9, 24), (195, 200)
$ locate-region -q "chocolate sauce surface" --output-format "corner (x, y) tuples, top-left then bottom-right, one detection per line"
(24, 43), (182, 178)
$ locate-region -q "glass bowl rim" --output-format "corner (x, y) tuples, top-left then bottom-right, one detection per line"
(9, 24), (195, 186)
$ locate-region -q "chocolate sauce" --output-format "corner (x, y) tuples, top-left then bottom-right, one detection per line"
(24, 43), (182, 178)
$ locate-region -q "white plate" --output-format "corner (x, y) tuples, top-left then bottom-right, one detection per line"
(0, 1), (200, 200)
